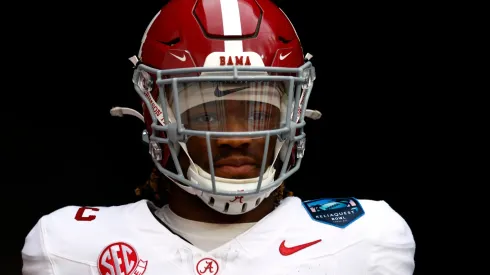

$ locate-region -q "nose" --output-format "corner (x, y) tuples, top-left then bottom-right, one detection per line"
(216, 117), (253, 148)
(216, 136), (253, 149)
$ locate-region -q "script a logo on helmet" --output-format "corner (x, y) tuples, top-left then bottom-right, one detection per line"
(98, 242), (148, 275)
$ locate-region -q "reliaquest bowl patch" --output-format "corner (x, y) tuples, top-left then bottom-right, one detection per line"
(302, 197), (365, 228)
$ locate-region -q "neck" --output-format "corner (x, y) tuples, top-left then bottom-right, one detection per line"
(167, 183), (276, 224)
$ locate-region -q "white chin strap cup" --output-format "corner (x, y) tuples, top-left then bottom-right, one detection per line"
(178, 182), (276, 215)
(184, 162), (278, 215)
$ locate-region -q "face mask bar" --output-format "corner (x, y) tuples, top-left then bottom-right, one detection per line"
(133, 62), (316, 196)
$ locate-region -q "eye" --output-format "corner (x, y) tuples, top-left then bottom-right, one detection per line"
(194, 114), (218, 123)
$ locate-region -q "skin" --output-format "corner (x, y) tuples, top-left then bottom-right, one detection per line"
(168, 100), (281, 224)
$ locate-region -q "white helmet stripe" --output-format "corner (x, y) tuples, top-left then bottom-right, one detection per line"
(220, 0), (244, 52)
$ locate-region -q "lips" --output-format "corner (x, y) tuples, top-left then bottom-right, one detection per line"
(214, 157), (257, 178)
(214, 157), (256, 167)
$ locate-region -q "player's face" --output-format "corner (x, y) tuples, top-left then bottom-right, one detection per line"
(179, 100), (280, 179)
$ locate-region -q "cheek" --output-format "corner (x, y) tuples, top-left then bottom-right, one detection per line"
(185, 137), (210, 163)
(252, 137), (277, 161)
(266, 137), (277, 159)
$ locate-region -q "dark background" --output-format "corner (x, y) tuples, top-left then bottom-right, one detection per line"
(3, 0), (427, 274)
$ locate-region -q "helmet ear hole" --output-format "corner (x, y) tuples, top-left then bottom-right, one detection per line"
(278, 36), (292, 44)
(160, 37), (181, 46)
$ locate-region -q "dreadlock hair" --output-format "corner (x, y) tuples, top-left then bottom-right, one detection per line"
(135, 167), (294, 208)
(135, 167), (166, 207)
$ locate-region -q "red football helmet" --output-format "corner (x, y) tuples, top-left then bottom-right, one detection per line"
(112, 0), (320, 215)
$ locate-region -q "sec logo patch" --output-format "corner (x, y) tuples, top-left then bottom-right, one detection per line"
(98, 242), (148, 275)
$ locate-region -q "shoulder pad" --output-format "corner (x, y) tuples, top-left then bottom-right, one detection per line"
(302, 197), (365, 228)
(37, 202), (142, 263)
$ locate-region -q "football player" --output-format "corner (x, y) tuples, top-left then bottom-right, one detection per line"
(21, 0), (416, 274)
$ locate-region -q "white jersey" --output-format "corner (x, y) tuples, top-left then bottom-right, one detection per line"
(22, 197), (415, 275)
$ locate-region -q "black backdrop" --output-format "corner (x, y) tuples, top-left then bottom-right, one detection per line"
(3, 0), (426, 274)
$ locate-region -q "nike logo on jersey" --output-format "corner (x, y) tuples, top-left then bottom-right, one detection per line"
(170, 52), (186, 62)
(279, 51), (292, 60)
(214, 86), (248, 97)
(279, 239), (322, 256)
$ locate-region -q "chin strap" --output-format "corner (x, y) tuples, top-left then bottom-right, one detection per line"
(305, 109), (322, 120)
(110, 107), (145, 122)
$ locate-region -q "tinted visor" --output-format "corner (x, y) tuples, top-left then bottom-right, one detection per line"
(167, 81), (287, 132)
